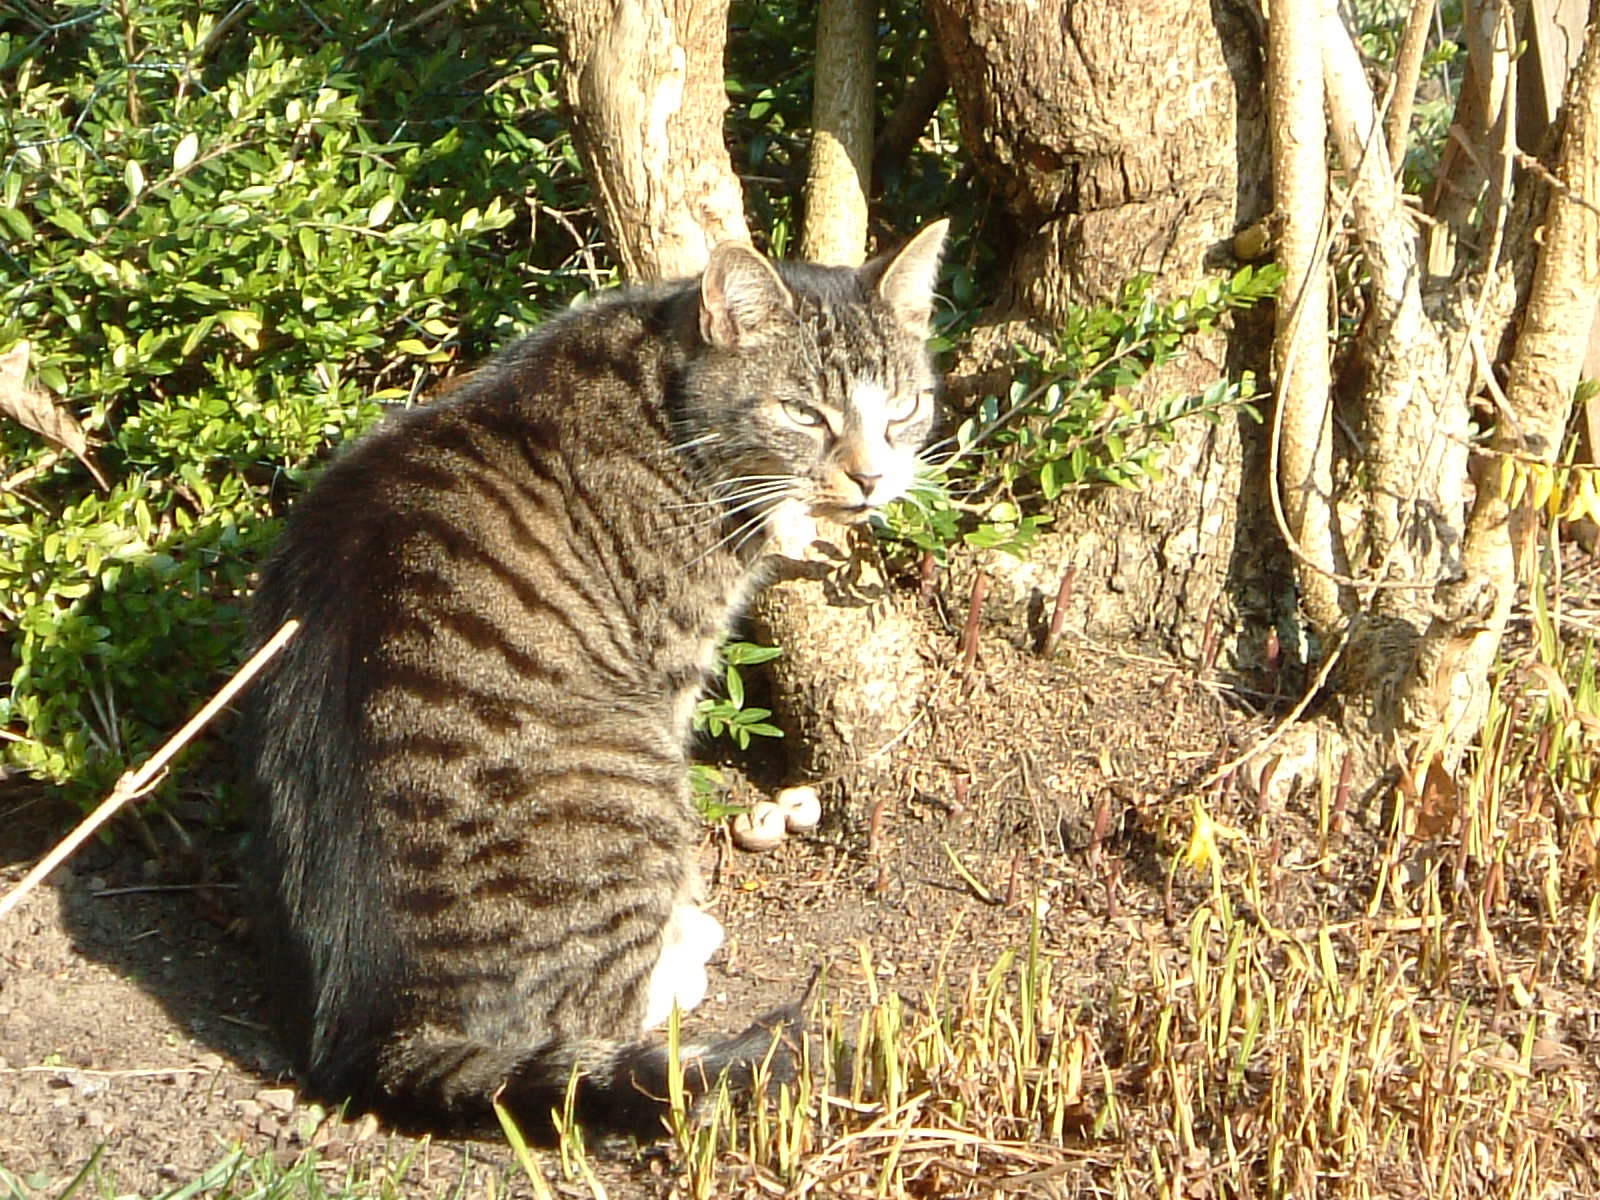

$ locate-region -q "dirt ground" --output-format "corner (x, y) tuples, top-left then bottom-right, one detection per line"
(3, 596), (1594, 1196)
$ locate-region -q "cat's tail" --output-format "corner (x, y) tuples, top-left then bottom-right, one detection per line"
(361, 1007), (801, 1141)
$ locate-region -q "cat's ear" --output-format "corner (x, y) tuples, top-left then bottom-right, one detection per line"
(870, 219), (950, 335)
(699, 242), (794, 348)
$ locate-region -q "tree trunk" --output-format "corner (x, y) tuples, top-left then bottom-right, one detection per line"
(928, 0), (1277, 664)
(801, 0), (874, 265)
(1396, 13), (1600, 771)
(544, 0), (748, 281)
(1267, 0), (1344, 637)
(1241, 0), (1596, 806)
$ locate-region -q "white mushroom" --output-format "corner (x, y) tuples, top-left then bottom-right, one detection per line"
(775, 784), (822, 833)
(731, 800), (788, 851)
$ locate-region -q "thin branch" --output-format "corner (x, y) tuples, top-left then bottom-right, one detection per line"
(873, 51), (950, 186)
(1267, 0), (1345, 635)
(0, 619), (300, 924)
(1322, 7), (1415, 319)
(1385, 0), (1439, 172)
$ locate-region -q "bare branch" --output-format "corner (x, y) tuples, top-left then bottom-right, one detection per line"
(1322, 7), (1415, 319)
(873, 51), (950, 187)
(1267, 0), (1345, 634)
(1502, 21), (1600, 459)
(0, 620), (301, 925)
(1385, 0), (1438, 172)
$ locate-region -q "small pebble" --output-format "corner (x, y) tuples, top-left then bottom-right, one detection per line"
(775, 785), (822, 832)
(256, 1086), (296, 1113)
(731, 801), (787, 851)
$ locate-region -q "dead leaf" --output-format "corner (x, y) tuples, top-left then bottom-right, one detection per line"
(0, 340), (109, 490)
(1416, 753), (1460, 838)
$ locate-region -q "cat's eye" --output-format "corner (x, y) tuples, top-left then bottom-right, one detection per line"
(887, 388), (933, 425)
(780, 399), (826, 429)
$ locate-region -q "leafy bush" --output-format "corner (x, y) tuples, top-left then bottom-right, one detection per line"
(885, 267), (1283, 560)
(0, 0), (596, 800)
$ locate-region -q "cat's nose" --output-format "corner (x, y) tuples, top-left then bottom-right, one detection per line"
(846, 471), (882, 502)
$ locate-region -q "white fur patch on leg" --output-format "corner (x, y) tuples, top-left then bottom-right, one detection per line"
(763, 498), (819, 559)
(642, 905), (726, 1031)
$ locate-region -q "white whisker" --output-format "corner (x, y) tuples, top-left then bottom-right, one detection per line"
(687, 503), (780, 568)
(666, 479), (794, 514)
(671, 432), (722, 453)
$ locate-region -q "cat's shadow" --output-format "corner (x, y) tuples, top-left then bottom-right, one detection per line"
(3, 796), (286, 1084)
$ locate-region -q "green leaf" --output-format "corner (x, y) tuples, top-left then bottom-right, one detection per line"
(45, 207), (92, 241)
(721, 641), (781, 666)
(1040, 459), (1063, 500)
(0, 206), (34, 240)
(218, 310), (264, 349)
(173, 132), (199, 171)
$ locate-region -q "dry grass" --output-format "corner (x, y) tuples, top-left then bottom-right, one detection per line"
(9, 583), (1600, 1200)
(496, 587), (1600, 1200)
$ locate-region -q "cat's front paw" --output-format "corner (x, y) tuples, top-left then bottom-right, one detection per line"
(641, 905), (725, 1031)
(762, 500), (819, 560)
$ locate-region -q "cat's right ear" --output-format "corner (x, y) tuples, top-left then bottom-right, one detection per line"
(699, 243), (794, 348)
(873, 219), (950, 336)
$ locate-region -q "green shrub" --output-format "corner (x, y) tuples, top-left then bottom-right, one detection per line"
(0, 1), (595, 801)
(884, 267), (1282, 560)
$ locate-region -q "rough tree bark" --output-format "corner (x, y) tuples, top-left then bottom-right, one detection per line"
(544, 0), (748, 281)
(927, 0), (1276, 662)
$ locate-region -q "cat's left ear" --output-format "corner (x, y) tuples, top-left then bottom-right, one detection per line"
(700, 242), (795, 348)
(869, 219), (950, 335)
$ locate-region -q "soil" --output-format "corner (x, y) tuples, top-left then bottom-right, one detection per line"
(2, 603), (1595, 1196)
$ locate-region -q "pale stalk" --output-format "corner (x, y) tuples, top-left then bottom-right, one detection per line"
(1268, 0), (1344, 636)
(0, 620), (300, 924)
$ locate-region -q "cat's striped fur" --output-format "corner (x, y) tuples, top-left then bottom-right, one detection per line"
(241, 223), (948, 1138)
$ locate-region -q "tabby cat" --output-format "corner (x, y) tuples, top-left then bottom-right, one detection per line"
(241, 221), (948, 1138)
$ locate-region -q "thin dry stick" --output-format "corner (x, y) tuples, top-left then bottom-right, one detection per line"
(1385, 0), (1439, 172)
(960, 570), (988, 679)
(0, 618), (300, 924)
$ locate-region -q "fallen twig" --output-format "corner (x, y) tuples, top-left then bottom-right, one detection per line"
(0, 619), (299, 924)
(960, 570), (988, 684)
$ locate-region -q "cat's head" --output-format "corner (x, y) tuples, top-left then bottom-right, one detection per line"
(682, 221), (948, 534)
